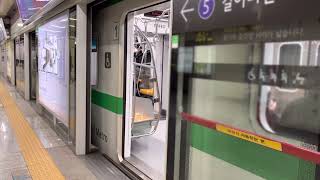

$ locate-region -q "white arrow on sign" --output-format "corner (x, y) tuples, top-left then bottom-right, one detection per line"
(181, 0), (194, 22)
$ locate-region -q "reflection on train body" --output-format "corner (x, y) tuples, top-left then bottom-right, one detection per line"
(261, 41), (320, 137)
(189, 41), (320, 154)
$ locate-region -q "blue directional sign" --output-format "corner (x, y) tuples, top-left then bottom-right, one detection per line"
(198, 0), (215, 20)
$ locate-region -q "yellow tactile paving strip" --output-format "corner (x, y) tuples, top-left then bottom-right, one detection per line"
(0, 82), (65, 180)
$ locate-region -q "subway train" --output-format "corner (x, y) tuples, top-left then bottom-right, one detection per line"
(1, 0), (320, 179)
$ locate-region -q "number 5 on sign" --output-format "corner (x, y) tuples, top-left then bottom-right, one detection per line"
(198, 0), (215, 20)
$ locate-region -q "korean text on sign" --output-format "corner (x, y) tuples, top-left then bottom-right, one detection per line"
(222, 0), (275, 12)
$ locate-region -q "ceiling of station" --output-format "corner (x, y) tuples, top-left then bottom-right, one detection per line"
(0, 0), (15, 17)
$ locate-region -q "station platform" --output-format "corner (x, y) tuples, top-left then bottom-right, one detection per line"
(0, 78), (129, 180)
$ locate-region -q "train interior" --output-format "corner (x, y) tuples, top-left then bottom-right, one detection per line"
(124, 3), (171, 180)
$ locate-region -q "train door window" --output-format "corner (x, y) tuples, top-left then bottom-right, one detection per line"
(317, 44), (320, 66)
(279, 43), (302, 65)
(124, 2), (171, 180)
(260, 42), (305, 133)
(14, 35), (25, 96)
(30, 31), (38, 100)
(260, 41), (313, 136)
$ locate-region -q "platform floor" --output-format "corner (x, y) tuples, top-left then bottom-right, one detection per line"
(0, 79), (129, 180)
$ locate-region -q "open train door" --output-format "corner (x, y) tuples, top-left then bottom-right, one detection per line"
(124, 2), (172, 179)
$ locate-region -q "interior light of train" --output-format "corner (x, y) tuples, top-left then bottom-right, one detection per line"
(144, 10), (167, 17)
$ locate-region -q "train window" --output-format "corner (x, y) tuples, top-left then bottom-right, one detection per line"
(279, 44), (302, 65)
(317, 44), (320, 66)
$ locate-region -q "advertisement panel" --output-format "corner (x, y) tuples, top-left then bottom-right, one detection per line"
(38, 12), (69, 127)
(16, 0), (51, 22)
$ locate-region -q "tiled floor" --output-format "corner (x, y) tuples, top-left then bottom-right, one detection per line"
(0, 79), (129, 180)
(0, 90), (31, 180)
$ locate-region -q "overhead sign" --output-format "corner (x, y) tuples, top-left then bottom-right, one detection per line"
(198, 0), (215, 20)
(16, 0), (51, 22)
(173, 0), (320, 33)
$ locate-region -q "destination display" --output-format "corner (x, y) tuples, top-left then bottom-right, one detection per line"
(38, 12), (69, 127)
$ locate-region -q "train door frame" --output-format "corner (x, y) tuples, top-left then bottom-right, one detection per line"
(86, 0), (175, 179)
(121, 1), (173, 179)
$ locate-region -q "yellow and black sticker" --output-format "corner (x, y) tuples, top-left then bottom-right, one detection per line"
(216, 124), (282, 151)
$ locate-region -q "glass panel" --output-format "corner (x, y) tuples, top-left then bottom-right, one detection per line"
(30, 31), (38, 100)
(177, 41), (320, 180)
(175, 31), (320, 180)
(187, 41), (320, 146)
(69, 9), (77, 144)
(38, 11), (69, 127)
(15, 35), (25, 96)
(279, 44), (301, 65)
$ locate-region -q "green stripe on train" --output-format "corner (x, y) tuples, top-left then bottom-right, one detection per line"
(91, 89), (123, 115)
(191, 124), (316, 180)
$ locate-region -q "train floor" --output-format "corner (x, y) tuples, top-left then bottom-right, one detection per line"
(129, 120), (167, 180)
(0, 78), (129, 180)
